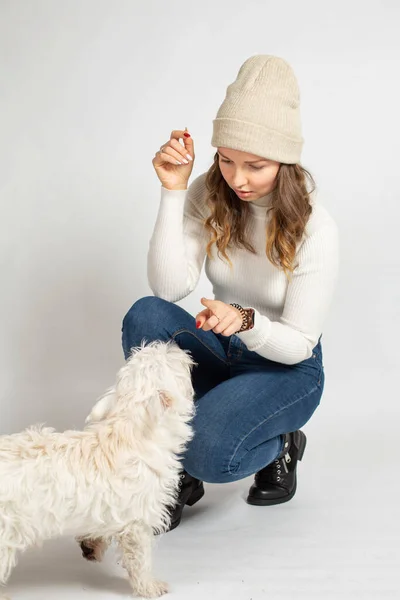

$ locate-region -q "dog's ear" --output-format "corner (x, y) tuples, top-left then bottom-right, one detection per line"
(85, 389), (116, 424)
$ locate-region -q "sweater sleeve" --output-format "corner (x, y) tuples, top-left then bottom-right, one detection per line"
(236, 221), (339, 365)
(147, 175), (209, 302)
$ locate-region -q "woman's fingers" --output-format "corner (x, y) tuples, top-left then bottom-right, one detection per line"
(195, 309), (209, 329)
(159, 140), (192, 165)
(196, 298), (243, 336)
(152, 128), (194, 190)
(220, 322), (241, 336)
(170, 128), (194, 158)
(212, 315), (236, 335)
(154, 148), (184, 166)
(201, 314), (221, 332)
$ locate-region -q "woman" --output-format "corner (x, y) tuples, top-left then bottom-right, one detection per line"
(87, 55), (339, 548)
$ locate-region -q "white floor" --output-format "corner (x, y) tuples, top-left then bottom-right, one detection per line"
(4, 420), (399, 600)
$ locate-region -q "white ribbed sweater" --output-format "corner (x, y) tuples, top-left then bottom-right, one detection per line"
(147, 173), (339, 365)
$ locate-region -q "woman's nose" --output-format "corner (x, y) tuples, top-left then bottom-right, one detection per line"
(232, 170), (248, 189)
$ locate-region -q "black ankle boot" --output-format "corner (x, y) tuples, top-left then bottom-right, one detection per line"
(78, 471), (205, 558)
(167, 470), (204, 531)
(247, 430), (307, 506)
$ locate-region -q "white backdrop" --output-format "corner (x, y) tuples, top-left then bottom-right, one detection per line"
(1, 2), (400, 599)
(0, 1), (398, 449)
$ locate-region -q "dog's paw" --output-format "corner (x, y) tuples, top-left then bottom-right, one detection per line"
(134, 579), (168, 598)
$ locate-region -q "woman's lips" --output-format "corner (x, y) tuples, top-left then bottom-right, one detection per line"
(235, 189), (252, 196)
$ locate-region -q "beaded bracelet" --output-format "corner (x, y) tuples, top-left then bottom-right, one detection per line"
(229, 303), (254, 332)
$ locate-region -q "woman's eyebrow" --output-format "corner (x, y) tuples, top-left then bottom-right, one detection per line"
(218, 151), (268, 164)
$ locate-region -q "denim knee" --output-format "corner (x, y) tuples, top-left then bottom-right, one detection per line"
(183, 427), (283, 484)
(122, 295), (171, 357)
(183, 436), (235, 484)
(184, 452), (228, 484)
(123, 296), (161, 331)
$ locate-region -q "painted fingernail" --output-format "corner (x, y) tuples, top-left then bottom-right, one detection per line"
(186, 154), (193, 161)
(196, 321), (201, 329)
(176, 161), (183, 165)
(184, 132), (190, 138)
(182, 158), (189, 164)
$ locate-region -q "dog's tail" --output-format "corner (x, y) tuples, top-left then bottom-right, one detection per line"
(85, 387), (116, 424)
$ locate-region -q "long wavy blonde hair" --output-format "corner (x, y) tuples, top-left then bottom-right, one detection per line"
(204, 153), (315, 277)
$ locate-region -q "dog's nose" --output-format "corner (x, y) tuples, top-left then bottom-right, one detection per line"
(81, 542), (94, 557)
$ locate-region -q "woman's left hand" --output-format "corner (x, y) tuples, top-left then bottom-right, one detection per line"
(195, 298), (243, 336)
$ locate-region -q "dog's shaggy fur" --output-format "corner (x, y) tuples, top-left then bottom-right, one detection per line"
(0, 341), (195, 598)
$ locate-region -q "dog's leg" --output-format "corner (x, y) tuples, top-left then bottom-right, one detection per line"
(0, 545), (17, 599)
(75, 536), (108, 562)
(118, 522), (168, 598)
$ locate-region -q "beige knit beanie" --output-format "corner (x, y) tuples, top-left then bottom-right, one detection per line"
(211, 55), (303, 164)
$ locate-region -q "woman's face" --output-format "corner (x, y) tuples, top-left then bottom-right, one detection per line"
(217, 147), (280, 201)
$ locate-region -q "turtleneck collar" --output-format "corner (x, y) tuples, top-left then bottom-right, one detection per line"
(247, 189), (276, 215)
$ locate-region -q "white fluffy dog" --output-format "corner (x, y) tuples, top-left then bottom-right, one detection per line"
(0, 340), (195, 599)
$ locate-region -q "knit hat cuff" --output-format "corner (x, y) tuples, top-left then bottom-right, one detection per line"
(211, 118), (303, 164)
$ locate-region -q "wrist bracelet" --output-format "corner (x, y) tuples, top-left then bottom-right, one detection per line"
(229, 303), (253, 332)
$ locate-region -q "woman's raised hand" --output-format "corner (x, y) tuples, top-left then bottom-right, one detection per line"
(152, 128), (195, 191)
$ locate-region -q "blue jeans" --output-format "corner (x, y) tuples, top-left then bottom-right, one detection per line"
(122, 296), (324, 484)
